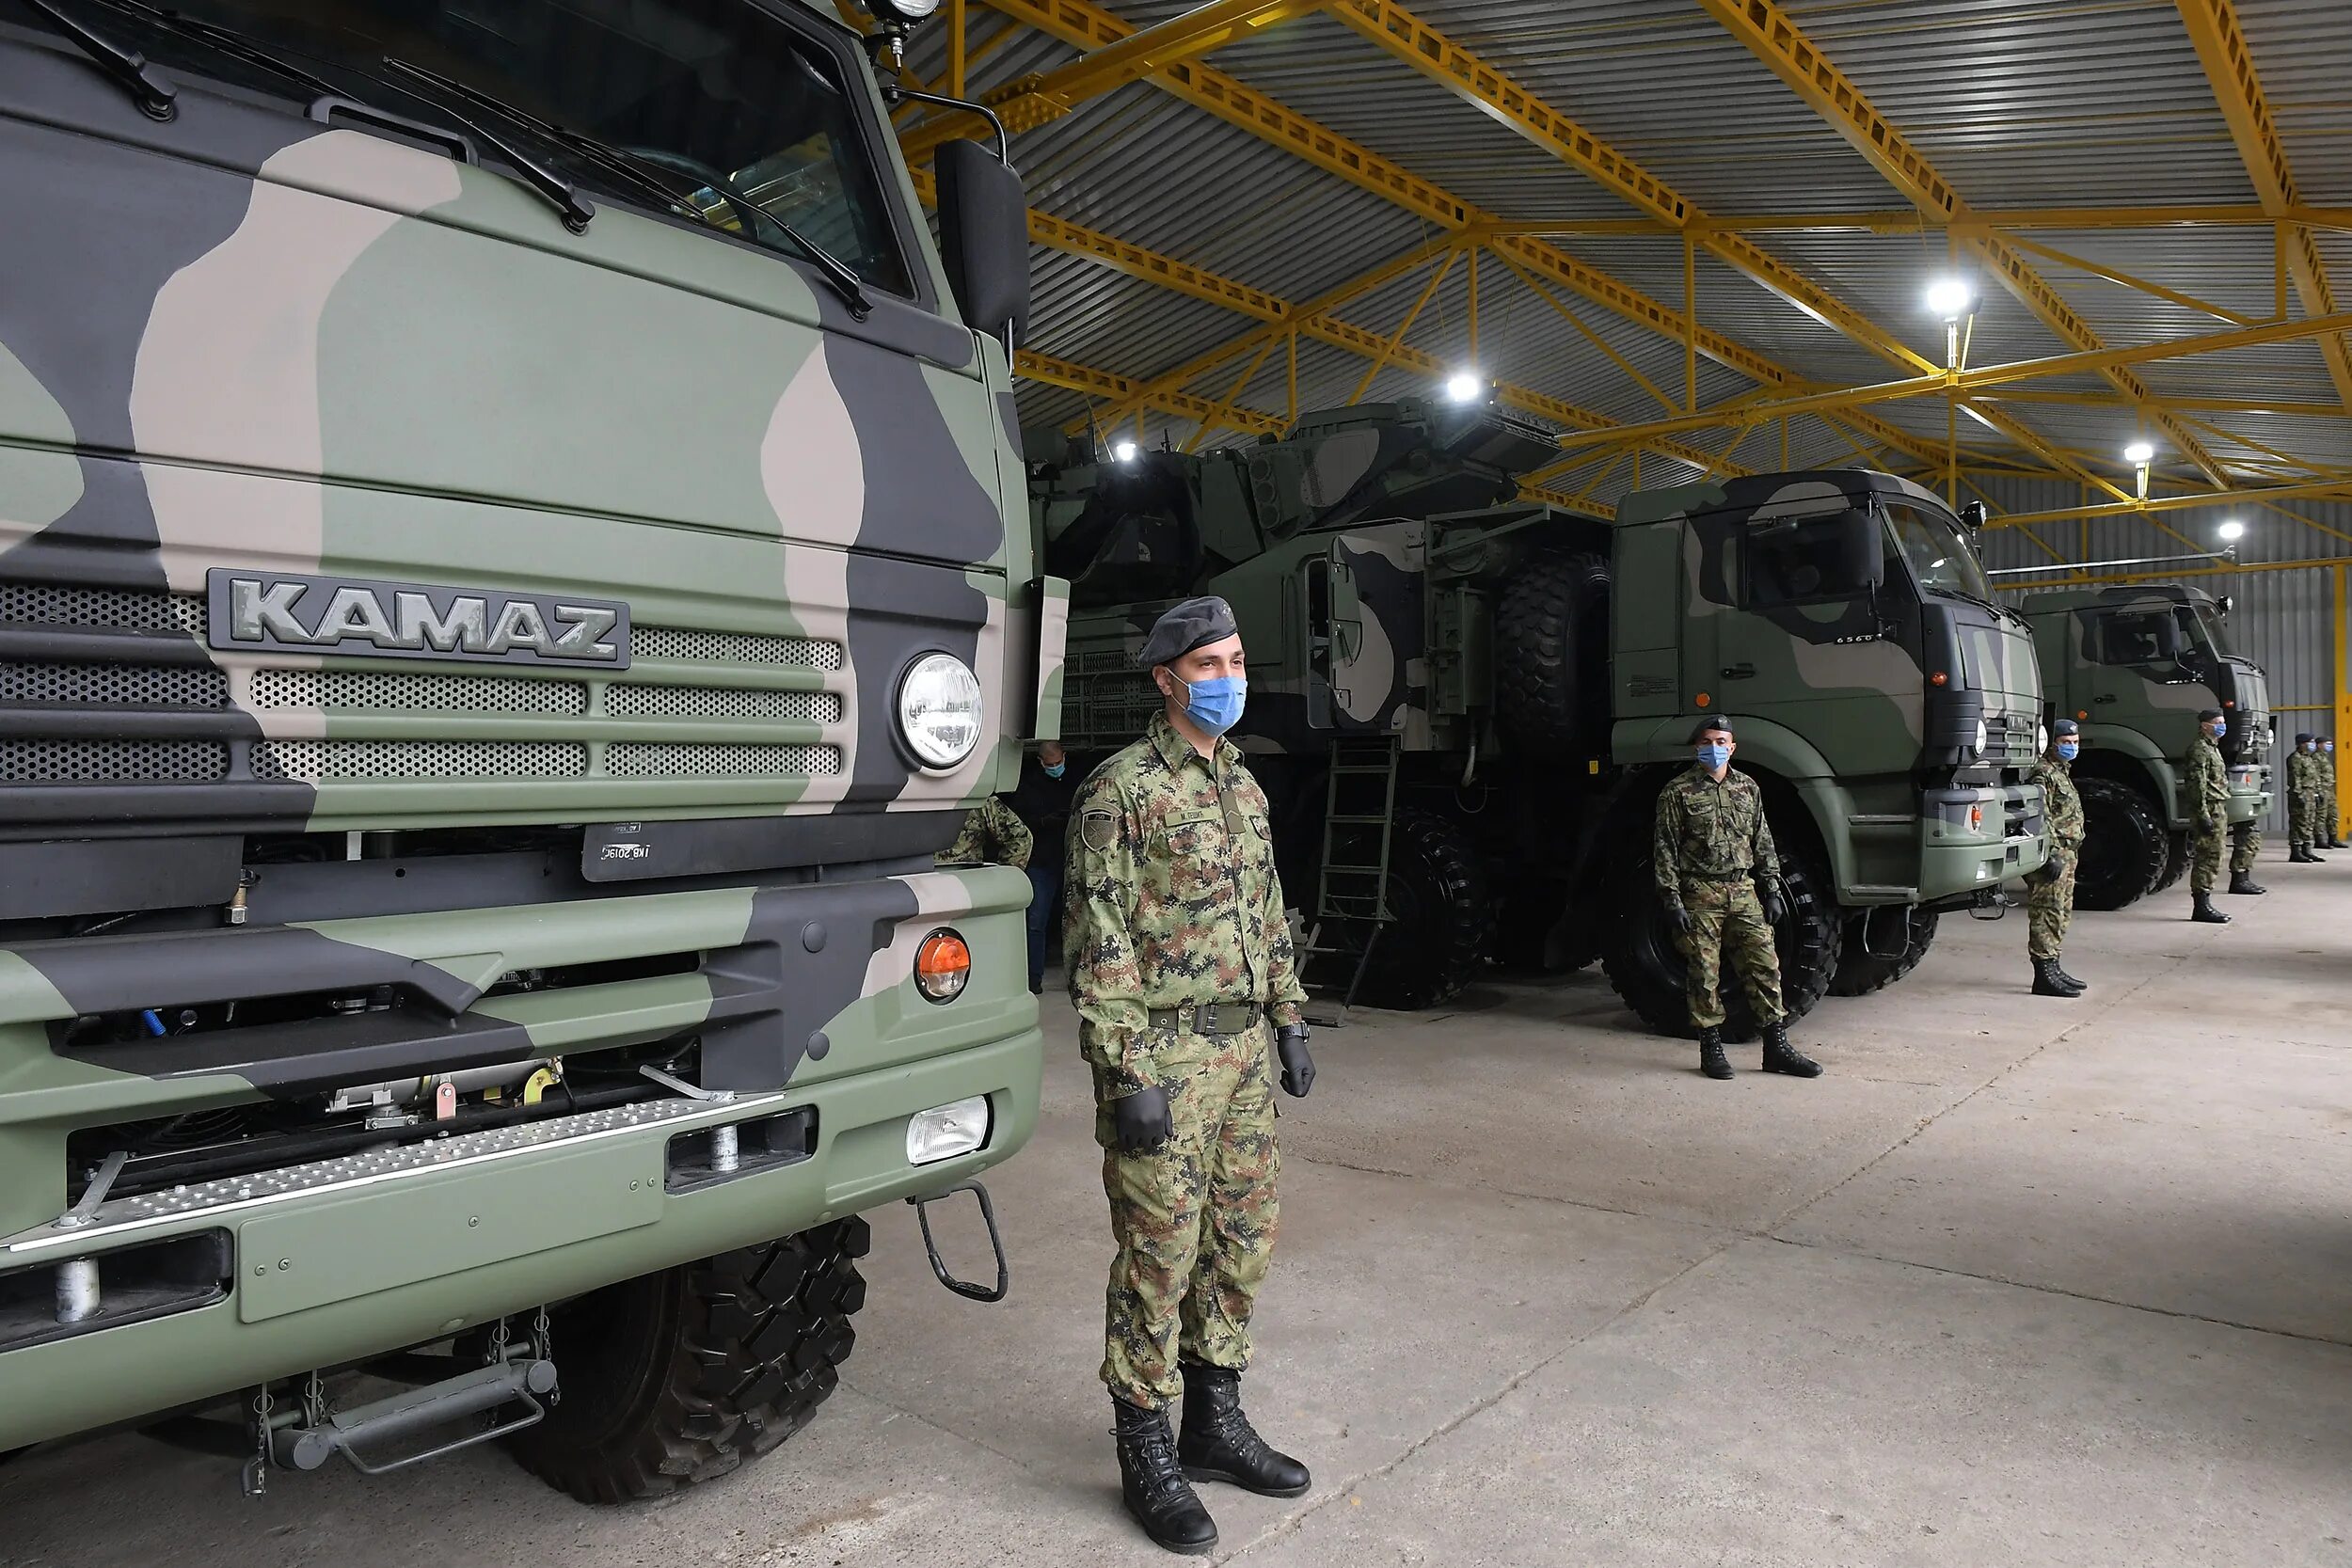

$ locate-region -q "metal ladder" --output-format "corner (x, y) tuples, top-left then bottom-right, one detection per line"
(1306, 736), (1401, 1012)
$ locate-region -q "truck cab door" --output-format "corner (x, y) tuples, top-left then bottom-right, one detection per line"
(1302, 545), (1365, 730)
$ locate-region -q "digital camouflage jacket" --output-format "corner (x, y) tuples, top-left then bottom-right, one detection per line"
(1654, 764), (1782, 898)
(1064, 713), (1307, 1096)
(937, 795), (1033, 871)
(2186, 735), (2230, 826)
(2030, 755), (2084, 851)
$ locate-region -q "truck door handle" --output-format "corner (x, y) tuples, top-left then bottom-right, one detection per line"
(2092, 694), (2117, 704)
(1721, 663), (1756, 679)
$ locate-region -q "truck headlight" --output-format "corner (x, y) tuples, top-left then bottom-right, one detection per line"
(898, 653), (983, 769)
(1974, 718), (1988, 754)
(865, 0), (942, 21)
(2036, 721), (2048, 753)
(908, 1095), (990, 1164)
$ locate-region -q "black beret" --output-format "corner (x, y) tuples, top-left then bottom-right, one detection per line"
(2051, 718), (2079, 737)
(2198, 707), (2225, 722)
(1136, 595), (1239, 669)
(2296, 732), (2314, 745)
(1689, 716), (1736, 742)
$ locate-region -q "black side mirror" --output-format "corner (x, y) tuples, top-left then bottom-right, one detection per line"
(936, 140), (1030, 349)
(1958, 500), (1988, 531)
(1841, 504), (1886, 592)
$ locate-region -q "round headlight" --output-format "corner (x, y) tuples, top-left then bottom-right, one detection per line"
(864, 0), (941, 21)
(2036, 722), (2048, 753)
(1973, 718), (1989, 754)
(898, 653), (983, 770)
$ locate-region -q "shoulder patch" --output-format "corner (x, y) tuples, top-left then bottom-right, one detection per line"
(1081, 810), (1117, 853)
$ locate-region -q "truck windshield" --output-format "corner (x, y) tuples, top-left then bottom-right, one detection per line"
(1884, 500), (1994, 603)
(2183, 602), (2233, 657)
(91, 0), (913, 295)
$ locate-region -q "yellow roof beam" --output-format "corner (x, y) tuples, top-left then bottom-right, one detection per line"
(1018, 349), (1287, 436)
(1995, 480), (2352, 531)
(902, 0), (1334, 161)
(1694, 0), (2234, 488)
(2173, 0), (2352, 414)
(1325, 0), (1939, 378)
(1470, 205), (2352, 237)
(964, 0), (1948, 470)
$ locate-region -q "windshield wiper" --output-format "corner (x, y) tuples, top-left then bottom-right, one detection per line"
(77, 1), (593, 233)
(20, 0), (176, 118)
(382, 57), (872, 320)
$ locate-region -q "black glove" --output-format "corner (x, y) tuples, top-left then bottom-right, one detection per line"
(1109, 1085), (1172, 1155)
(1756, 878), (1788, 926)
(1663, 899), (1692, 936)
(1275, 1022), (1314, 1099)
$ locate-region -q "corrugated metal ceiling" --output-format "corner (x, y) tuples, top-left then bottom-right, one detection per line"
(898, 0), (2352, 513)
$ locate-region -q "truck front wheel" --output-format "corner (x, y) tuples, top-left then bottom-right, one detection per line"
(2072, 778), (2167, 911)
(2150, 829), (2189, 895)
(509, 1218), (869, 1504)
(1828, 906), (1940, 996)
(1599, 836), (1841, 1042)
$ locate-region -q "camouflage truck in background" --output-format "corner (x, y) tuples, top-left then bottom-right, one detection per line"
(2017, 584), (2273, 909)
(0, 0), (1058, 1499)
(1041, 400), (2049, 1036)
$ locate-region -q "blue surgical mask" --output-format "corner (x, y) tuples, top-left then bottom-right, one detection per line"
(1180, 674), (1247, 736)
(1041, 761), (1066, 779)
(1696, 743), (1730, 771)
(2209, 721), (2227, 738)
(2057, 741), (2079, 761)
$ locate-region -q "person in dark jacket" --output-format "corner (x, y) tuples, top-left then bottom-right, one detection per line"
(1009, 740), (1076, 992)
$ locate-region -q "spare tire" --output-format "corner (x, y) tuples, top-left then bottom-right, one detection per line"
(1313, 809), (1492, 1010)
(1496, 551), (1612, 753)
(1599, 808), (1842, 1042)
(1829, 906), (1940, 996)
(2073, 777), (2167, 911)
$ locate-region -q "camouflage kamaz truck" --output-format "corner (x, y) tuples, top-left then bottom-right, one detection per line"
(1042, 401), (2048, 1036)
(2017, 584), (2273, 909)
(0, 0), (1058, 1500)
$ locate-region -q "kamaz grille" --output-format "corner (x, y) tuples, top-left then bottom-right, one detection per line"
(0, 579), (849, 796)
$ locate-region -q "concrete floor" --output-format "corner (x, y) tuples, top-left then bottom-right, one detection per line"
(7, 852), (2350, 1566)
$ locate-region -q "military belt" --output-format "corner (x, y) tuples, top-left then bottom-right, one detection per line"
(1148, 1002), (1263, 1037)
(1682, 869), (1754, 882)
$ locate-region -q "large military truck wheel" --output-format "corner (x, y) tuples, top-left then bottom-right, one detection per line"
(1495, 551), (1612, 753)
(1828, 906), (1940, 996)
(1332, 809), (1491, 1010)
(2073, 778), (2168, 911)
(2150, 830), (2189, 895)
(1598, 825), (1841, 1042)
(509, 1219), (868, 1504)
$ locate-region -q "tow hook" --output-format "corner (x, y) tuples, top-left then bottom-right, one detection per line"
(1967, 886), (2010, 921)
(907, 1180), (1009, 1303)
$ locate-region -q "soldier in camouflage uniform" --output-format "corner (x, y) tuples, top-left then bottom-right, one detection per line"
(2186, 708), (2234, 924)
(1653, 718), (1823, 1082)
(1065, 595), (1316, 1556)
(2324, 737), (2346, 848)
(936, 793), (1033, 871)
(2286, 734), (2324, 863)
(2026, 720), (2088, 996)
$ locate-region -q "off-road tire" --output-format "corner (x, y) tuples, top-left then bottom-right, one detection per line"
(1495, 551), (1612, 754)
(1328, 809), (1491, 1010)
(1828, 906), (1940, 996)
(2073, 778), (2168, 911)
(2150, 829), (2189, 895)
(509, 1218), (869, 1504)
(1599, 818), (1841, 1042)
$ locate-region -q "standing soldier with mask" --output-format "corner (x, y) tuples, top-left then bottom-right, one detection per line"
(1654, 718), (1823, 1082)
(2186, 708), (2233, 924)
(2026, 720), (2088, 996)
(1064, 594), (1316, 1556)
(2322, 736), (2345, 849)
(2287, 734), (2324, 863)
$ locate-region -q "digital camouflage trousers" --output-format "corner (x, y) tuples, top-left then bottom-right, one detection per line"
(1097, 1021), (1279, 1409)
(2289, 792), (2320, 853)
(1679, 877), (1784, 1030)
(2026, 858), (2075, 960)
(2188, 821), (2225, 894)
(2230, 820), (2261, 876)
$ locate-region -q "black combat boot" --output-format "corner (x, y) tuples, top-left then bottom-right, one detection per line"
(2191, 891), (2232, 924)
(2031, 958), (2078, 998)
(1114, 1397), (1218, 1555)
(1177, 1363), (1311, 1498)
(2051, 958), (2089, 992)
(1698, 1026), (1733, 1080)
(2227, 869), (2266, 895)
(2289, 847), (2314, 863)
(1759, 1022), (1823, 1077)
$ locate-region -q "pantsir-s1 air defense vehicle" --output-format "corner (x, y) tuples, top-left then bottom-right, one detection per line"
(2018, 584), (2273, 908)
(2, 0), (1057, 1500)
(1044, 401), (2049, 1036)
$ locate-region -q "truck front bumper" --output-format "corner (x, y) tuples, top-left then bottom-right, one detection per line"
(1916, 783), (2047, 905)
